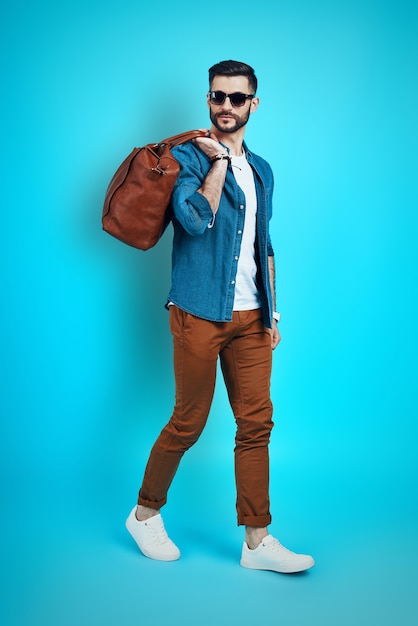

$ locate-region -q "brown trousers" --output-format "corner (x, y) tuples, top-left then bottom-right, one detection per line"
(138, 306), (274, 527)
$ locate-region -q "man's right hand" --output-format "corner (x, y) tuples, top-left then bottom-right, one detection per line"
(193, 134), (228, 161)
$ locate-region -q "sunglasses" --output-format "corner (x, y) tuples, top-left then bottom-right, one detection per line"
(208, 90), (255, 107)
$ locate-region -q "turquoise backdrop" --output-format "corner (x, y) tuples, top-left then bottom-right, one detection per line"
(1, 0), (417, 624)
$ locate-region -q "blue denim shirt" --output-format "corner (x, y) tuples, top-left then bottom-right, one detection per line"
(167, 140), (275, 327)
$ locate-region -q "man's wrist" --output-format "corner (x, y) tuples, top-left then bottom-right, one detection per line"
(210, 154), (231, 165)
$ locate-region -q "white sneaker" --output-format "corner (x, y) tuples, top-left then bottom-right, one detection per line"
(125, 507), (180, 561)
(240, 534), (314, 573)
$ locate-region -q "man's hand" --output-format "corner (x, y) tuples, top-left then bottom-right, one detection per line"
(193, 133), (227, 160)
(270, 322), (281, 350)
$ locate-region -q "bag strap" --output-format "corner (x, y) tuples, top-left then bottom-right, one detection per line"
(157, 129), (209, 148)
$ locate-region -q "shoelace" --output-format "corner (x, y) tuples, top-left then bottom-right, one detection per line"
(261, 536), (296, 556)
(145, 517), (171, 545)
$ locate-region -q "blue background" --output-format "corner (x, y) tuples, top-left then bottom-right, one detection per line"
(1, 0), (417, 624)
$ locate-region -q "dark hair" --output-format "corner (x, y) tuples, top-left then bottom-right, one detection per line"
(208, 60), (258, 94)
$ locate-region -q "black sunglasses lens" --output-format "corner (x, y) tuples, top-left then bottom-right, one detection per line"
(229, 93), (247, 106)
(211, 91), (226, 105)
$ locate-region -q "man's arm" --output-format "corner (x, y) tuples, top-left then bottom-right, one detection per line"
(193, 136), (229, 215)
(269, 255), (281, 350)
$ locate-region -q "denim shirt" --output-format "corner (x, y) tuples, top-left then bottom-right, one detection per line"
(167, 140), (275, 328)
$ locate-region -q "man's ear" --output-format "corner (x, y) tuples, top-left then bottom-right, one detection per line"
(250, 97), (260, 114)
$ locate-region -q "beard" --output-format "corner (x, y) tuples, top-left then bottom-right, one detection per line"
(210, 107), (251, 134)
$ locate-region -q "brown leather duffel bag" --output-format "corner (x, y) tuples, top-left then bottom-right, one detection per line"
(102, 129), (208, 250)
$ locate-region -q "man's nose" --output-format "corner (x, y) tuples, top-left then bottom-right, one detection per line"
(222, 96), (234, 110)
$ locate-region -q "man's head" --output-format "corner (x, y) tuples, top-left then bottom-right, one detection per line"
(207, 60), (259, 135)
(208, 60), (258, 94)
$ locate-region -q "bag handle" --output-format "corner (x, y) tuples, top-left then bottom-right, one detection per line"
(157, 129), (209, 148)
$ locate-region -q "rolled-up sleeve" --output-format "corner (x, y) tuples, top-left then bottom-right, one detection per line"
(267, 234), (274, 257)
(171, 144), (214, 236)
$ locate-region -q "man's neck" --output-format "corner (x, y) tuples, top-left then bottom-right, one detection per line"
(210, 126), (245, 157)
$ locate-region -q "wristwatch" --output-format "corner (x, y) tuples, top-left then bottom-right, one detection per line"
(272, 311), (281, 323)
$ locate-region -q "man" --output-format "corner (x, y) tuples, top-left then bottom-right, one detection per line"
(126, 60), (314, 574)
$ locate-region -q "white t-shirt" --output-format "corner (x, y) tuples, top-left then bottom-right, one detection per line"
(231, 154), (261, 311)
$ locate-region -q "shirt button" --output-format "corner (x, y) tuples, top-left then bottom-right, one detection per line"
(239, 205), (244, 210)
(231, 280), (235, 285)
(235, 256), (239, 260)
(237, 230), (242, 234)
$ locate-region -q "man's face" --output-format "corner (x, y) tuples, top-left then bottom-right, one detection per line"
(208, 75), (259, 134)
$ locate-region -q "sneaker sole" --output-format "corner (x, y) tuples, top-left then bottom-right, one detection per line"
(139, 546), (181, 562)
(240, 557), (315, 574)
